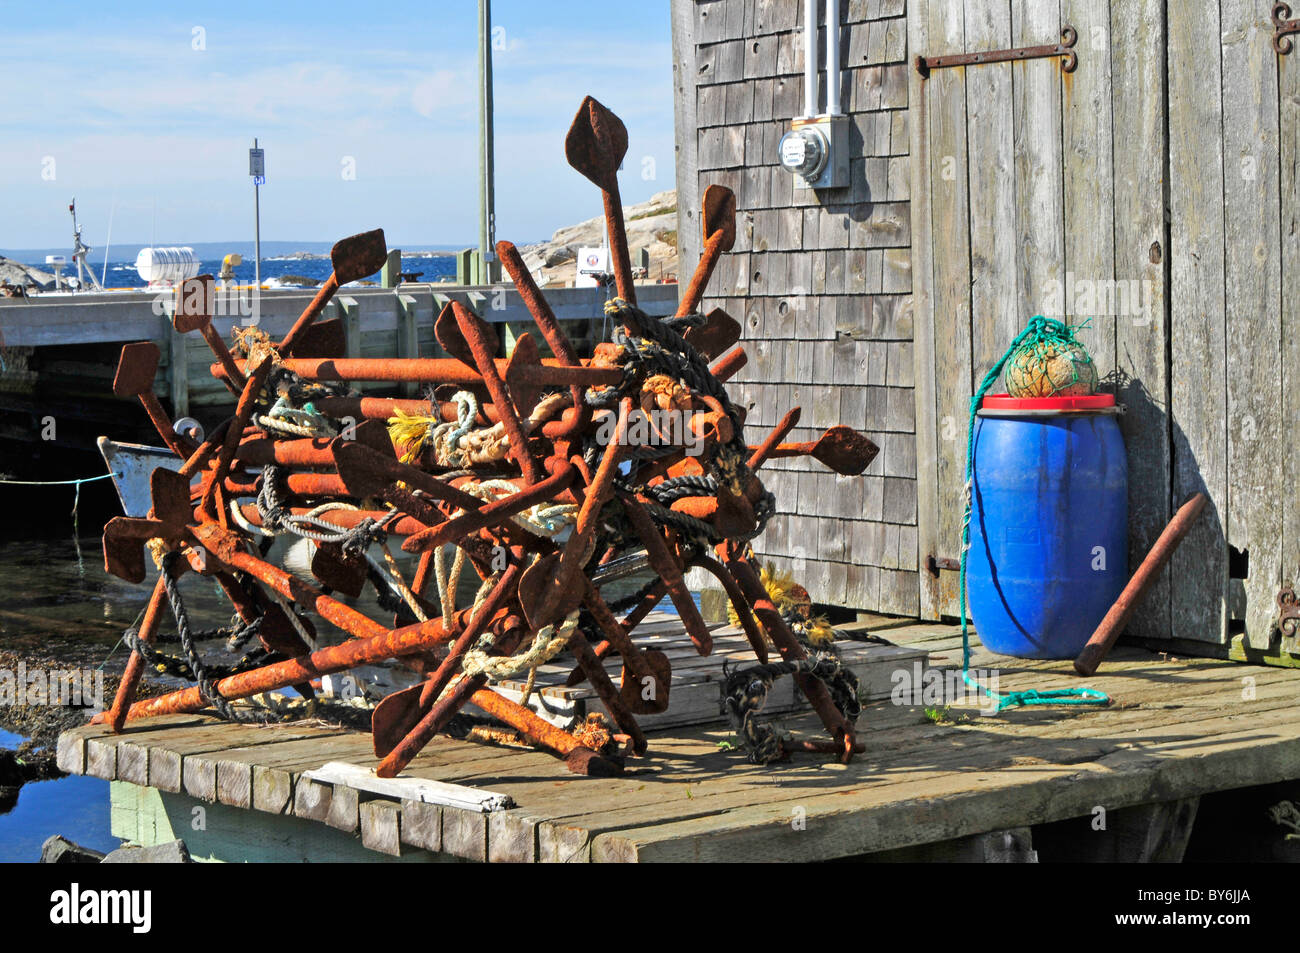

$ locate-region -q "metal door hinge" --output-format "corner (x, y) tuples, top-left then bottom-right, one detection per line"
(916, 26), (1077, 78)
(1274, 3), (1299, 54)
(1277, 583), (1300, 640)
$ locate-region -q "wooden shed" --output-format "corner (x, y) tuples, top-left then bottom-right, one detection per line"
(673, 0), (1299, 659)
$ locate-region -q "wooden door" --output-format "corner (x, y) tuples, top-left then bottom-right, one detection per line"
(913, 0), (1300, 649)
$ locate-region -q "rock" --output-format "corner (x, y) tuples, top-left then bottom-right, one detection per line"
(0, 256), (54, 292)
(0, 750), (19, 787)
(101, 839), (193, 863)
(543, 245), (575, 267)
(0, 786), (17, 814)
(40, 834), (105, 864)
(517, 189), (679, 287)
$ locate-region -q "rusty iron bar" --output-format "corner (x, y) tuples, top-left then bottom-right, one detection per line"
(452, 301), (546, 484)
(112, 343), (199, 460)
(215, 355), (623, 388)
(620, 494), (714, 655)
(91, 598), (505, 725)
(723, 545), (856, 763)
(106, 569), (175, 732)
(199, 355), (274, 520)
(374, 560), (526, 776)
(916, 25), (1077, 77)
(677, 185), (736, 317)
(278, 228), (387, 354)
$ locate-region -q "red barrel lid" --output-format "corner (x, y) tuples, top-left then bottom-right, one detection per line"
(981, 392), (1116, 411)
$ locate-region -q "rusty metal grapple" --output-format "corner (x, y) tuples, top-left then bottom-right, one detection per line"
(94, 97), (880, 776)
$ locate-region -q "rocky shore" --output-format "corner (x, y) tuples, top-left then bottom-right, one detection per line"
(516, 189), (678, 287)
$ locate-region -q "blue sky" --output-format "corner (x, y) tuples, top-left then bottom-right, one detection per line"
(0, 1), (674, 251)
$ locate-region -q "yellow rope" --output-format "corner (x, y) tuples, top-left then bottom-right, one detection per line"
(389, 391), (569, 467)
(727, 560), (835, 647)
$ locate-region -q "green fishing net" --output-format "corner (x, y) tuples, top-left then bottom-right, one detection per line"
(1003, 318), (1098, 397)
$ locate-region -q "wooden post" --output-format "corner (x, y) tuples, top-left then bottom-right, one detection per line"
(478, 0), (499, 283)
(337, 296), (361, 359)
(380, 248), (403, 288)
(167, 329), (189, 419)
(455, 248), (475, 286)
(396, 293), (419, 397)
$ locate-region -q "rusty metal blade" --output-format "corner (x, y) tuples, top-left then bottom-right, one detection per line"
(811, 426), (880, 475)
(102, 516), (174, 584)
(291, 317), (347, 359)
(112, 342), (161, 398)
(434, 300), (490, 370)
(331, 228), (388, 284)
(564, 95), (628, 190)
(172, 275), (214, 334)
(684, 308), (742, 361)
(502, 330), (544, 418)
(701, 184), (736, 250)
(150, 467), (193, 528)
(372, 683), (426, 758)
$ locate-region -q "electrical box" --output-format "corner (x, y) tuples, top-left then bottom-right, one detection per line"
(779, 115), (849, 190)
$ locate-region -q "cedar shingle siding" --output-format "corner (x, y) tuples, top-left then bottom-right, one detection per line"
(676, 0), (918, 616)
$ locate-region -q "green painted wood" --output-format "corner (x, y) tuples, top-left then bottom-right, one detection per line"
(109, 782), (448, 863)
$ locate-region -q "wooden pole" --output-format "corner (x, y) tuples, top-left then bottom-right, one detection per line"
(478, 0), (499, 283)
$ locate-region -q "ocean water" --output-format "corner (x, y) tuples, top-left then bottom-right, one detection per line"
(0, 729), (118, 862)
(24, 253), (457, 291)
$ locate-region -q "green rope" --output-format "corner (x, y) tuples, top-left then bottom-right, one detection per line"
(959, 316), (1109, 711)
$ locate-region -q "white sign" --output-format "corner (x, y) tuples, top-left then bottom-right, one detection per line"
(575, 246), (609, 288)
(249, 148), (265, 177)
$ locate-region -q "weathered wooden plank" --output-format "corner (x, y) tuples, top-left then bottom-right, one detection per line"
(908, 0), (941, 620)
(441, 806), (488, 862)
(487, 809), (540, 862)
(84, 736), (117, 780)
(964, 0), (1017, 385)
(1168, 0), (1228, 644)
(1012, 2), (1065, 333)
(1060, 0), (1116, 381)
(1284, 0), (1300, 622)
(360, 799), (403, 857)
(115, 741), (149, 786)
(55, 731), (84, 775)
(673, 0), (703, 295)
(293, 777), (333, 823)
(925, 0), (969, 619)
(1222, 0), (1283, 649)
(325, 782), (359, 832)
(589, 702), (1300, 862)
(400, 799), (442, 853)
(1111, 0), (1171, 642)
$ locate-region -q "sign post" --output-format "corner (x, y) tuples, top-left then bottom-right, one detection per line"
(249, 140), (265, 287)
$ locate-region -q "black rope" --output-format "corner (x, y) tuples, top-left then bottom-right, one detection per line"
(722, 652), (861, 765)
(158, 552), (273, 723)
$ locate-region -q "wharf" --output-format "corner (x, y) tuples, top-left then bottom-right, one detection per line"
(56, 620), (1299, 862)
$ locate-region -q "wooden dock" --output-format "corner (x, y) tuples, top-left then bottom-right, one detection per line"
(57, 621), (1300, 862)
(0, 282), (679, 444)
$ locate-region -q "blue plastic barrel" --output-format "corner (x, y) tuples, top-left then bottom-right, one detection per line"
(966, 393), (1128, 659)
